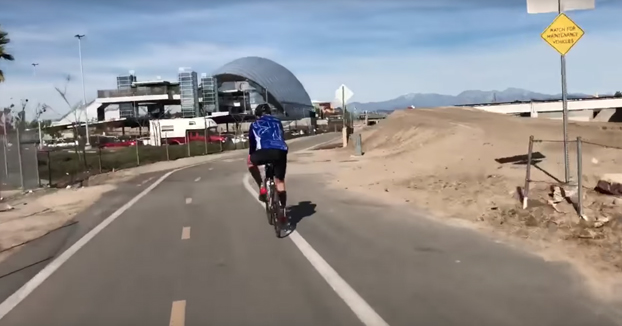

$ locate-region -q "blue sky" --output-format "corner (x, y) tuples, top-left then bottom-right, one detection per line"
(0, 0), (620, 118)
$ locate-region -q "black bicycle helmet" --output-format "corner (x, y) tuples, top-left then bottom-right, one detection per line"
(254, 103), (271, 117)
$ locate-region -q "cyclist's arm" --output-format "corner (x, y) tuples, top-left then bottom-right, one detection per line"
(248, 123), (257, 155)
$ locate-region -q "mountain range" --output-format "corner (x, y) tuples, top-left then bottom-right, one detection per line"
(350, 87), (597, 112)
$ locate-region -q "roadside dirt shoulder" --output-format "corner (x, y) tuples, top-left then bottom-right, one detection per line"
(294, 107), (622, 303)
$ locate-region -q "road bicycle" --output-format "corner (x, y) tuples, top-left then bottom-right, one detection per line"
(264, 163), (289, 238)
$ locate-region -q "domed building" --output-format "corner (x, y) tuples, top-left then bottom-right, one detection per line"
(211, 56), (313, 120)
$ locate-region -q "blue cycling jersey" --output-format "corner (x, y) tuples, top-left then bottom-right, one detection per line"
(249, 115), (288, 153)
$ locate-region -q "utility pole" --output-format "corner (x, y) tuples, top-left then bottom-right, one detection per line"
(75, 34), (91, 147)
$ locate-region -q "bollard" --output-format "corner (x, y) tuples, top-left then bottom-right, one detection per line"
(354, 133), (363, 156)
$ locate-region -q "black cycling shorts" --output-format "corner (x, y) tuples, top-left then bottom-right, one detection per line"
(249, 149), (288, 180)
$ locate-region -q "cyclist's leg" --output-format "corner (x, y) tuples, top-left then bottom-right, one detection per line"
(248, 151), (268, 201)
(273, 150), (288, 209)
(247, 153), (263, 187)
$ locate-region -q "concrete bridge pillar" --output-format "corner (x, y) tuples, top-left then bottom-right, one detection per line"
(530, 102), (538, 118)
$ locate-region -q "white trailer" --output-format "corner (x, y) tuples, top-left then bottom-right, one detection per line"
(148, 117), (218, 146)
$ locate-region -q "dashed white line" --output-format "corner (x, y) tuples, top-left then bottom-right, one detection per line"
(185, 198), (192, 204)
(137, 176), (155, 187)
(242, 174), (389, 326)
(194, 177), (201, 182)
(0, 167), (192, 320)
(181, 227), (191, 240)
(169, 300), (186, 326)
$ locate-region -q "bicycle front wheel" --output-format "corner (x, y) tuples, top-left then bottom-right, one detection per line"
(264, 182), (274, 226)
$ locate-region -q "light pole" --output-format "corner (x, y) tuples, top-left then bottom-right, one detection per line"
(31, 63), (44, 148)
(75, 34), (91, 147)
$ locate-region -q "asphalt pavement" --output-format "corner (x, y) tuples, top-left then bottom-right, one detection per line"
(0, 133), (619, 326)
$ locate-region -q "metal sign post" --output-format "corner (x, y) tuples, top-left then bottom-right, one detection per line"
(531, 0), (590, 183)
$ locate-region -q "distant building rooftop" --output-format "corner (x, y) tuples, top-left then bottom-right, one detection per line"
(133, 80), (179, 87)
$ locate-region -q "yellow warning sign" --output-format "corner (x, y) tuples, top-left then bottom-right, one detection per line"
(541, 13), (584, 56)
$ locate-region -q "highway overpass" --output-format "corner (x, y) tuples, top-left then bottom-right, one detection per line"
(460, 96), (622, 122)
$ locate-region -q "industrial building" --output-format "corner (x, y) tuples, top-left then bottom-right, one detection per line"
(54, 56), (314, 128)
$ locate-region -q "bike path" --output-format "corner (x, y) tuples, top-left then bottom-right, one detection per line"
(283, 174), (619, 326)
(1, 136), (619, 325)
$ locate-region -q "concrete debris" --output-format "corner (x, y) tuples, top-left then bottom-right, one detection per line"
(594, 217), (611, 228)
(595, 173), (622, 196)
(580, 214), (593, 223)
(548, 186), (565, 212)
(577, 228), (601, 239)
(550, 186), (565, 203)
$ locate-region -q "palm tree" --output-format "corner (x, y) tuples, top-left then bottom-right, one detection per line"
(0, 26), (15, 83)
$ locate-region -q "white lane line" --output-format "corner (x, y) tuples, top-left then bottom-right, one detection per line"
(137, 176), (155, 187)
(181, 227), (191, 240)
(242, 174), (389, 326)
(194, 177), (201, 182)
(185, 198), (192, 204)
(169, 300), (186, 326)
(0, 167), (191, 320)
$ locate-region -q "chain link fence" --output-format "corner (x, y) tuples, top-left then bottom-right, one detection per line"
(521, 135), (622, 221)
(15, 118), (332, 189)
(0, 129), (41, 191)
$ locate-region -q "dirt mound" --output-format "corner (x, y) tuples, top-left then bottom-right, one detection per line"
(326, 106), (622, 299)
(359, 107), (622, 187)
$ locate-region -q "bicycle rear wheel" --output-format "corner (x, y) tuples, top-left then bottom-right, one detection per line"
(270, 184), (281, 236)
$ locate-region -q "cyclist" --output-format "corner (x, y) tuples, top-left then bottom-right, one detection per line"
(247, 103), (289, 215)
